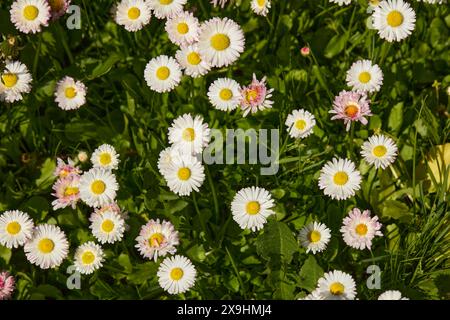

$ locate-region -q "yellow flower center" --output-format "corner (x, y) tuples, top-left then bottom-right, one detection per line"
(156, 66), (170, 80)
(246, 201), (261, 215)
(358, 71), (371, 84)
(386, 10), (404, 27)
(160, 0), (173, 4)
(101, 219), (115, 233)
(355, 223), (368, 236)
(182, 128), (195, 141)
(170, 267), (184, 281)
(177, 167), (191, 181)
(99, 153), (112, 165)
(64, 186), (79, 196)
(210, 33), (230, 51)
(308, 230), (321, 243)
(330, 282), (345, 296)
(257, 0), (266, 6)
(219, 88), (233, 101)
(48, 0), (65, 12)
(91, 180), (106, 195)
(373, 145), (387, 157)
(64, 87), (77, 98)
(177, 22), (189, 34)
(333, 171), (349, 186)
(23, 5), (39, 21)
(6, 221), (21, 235)
(245, 89), (258, 102)
(149, 232), (165, 247)
(1, 73), (18, 88)
(187, 52), (201, 65)
(295, 119), (307, 131)
(127, 7), (141, 20)
(344, 104), (359, 118)
(81, 251), (95, 265)
(38, 238), (55, 254)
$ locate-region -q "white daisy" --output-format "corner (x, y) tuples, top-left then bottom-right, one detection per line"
(329, 0), (352, 5)
(416, 0), (446, 4)
(74, 241), (105, 274)
(54, 76), (87, 110)
(147, 0), (186, 19)
(90, 210), (125, 244)
(158, 146), (181, 178)
(157, 255), (197, 295)
(378, 290), (409, 300)
(317, 270), (357, 300)
(361, 134), (398, 169)
(298, 222), (331, 254)
(346, 60), (384, 93)
(198, 17), (245, 68)
(10, 0), (51, 34)
(285, 109), (316, 139)
(135, 219), (179, 261)
(372, 0), (416, 42)
(164, 154), (205, 196)
(0, 60), (32, 103)
(0, 210), (34, 249)
(24, 224), (69, 269)
(299, 290), (325, 300)
(175, 44), (211, 78)
(207, 77), (241, 112)
(231, 186), (275, 232)
(91, 144), (120, 170)
(144, 55), (182, 93)
(79, 168), (118, 208)
(251, 0), (271, 16)
(168, 113), (211, 155)
(114, 0), (152, 32)
(165, 11), (200, 46)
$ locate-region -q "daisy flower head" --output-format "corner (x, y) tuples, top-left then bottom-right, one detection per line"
(0, 210), (34, 249)
(165, 11), (200, 47)
(74, 241), (105, 274)
(231, 186), (275, 232)
(92, 202), (128, 221)
(135, 219), (179, 261)
(24, 224), (69, 269)
(378, 290), (409, 300)
(207, 77), (241, 112)
(79, 168), (118, 208)
(330, 90), (372, 131)
(54, 76), (87, 110)
(144, 55), (182, 93)
(346, 60), (384, 93)
(319, 158), (362, 201)
(77, 151), (89, 163)
(300, 46), (311, 57)
(10, 0), (51, 34)
(168, 113), (211, 155)
(158, 145), (181, 178)
(0, 271), (15, 300)
(210, 0), (229, 7)
(361, 134), (398, 169)
(317, 270), (357, 300)
(0, 60), (32, 103)
(175, 44), (211, 78)
(164, 153), (205, 196)
(298, 221), (331, 254)
(115, 0), (152, 32)
(51, 174), (80, 210)
(48, 0), (71, 20)
(198, 17), (245, 68)
(157, 255), (197, 295)
(251, 0), (271, 16)
(372, 0), (416, 42)
(299, 290), (325, 300)
(239, 73), (274, 117)
(91, 144), (120, 170)
(285, 109), (316, 139)
(54, 157), (81, 178)
(90, 210), (125, 244)
(340, 208), (382, 250)
(329, 0), (353, 5)
(147, 0), (187, 19)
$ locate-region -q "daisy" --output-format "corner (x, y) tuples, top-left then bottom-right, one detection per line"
(48, 0), (71, 20)
(147, 0), (186, 19)
(175, 44), (211, 78)
(74, 241), (105, 274)
(90, 202), (130, 231)
(54, 157), (81, 178)
(135, 219), (179, 261)
(0, 210), (34, 249)
(417, 0), (447, 3)
(165, 11), (200, 47)
(251, 0), (271, 16)
(51, 174), (80, 210)
(318, 158), (362, 201)
(164, 154), (205, 196)
(361, 134), (398, 169)
(329, 0), (353, 5)
(210, 0), (229, 7)
(378, 290), (409, 300)
(10, 0), (51, 34)
(0, 60), (32, 103)
(317, 270), (357, 300)
(54, 76), (87, 110)
(0, 271), (15, 300)
(330, 90), (372, 131)
(285, 109), (316, 139)
(198, 17), (245, 68)
(231, 186), (275, 232)
(372, 0), (416, 42)
(158, 146), (181, 178)
(207, 77), (241, 112)
(91, 144), (120, 170)
(346, 60), (384, 93)
(168, 113), (210, 155)
(299, 290), (325, 300)
(144, 55), (182, 93)
(157, 255), (197, 295)
(79, 168), (118, 208)
(115, 0), (152, 32)
(24, 224), (69, 269)
(340, 208), (383, 250)
(77, 151), (88, 163)
(298, 222), (331, 254)
(239, 74), (274, 116)
(90, 210), (125, 244)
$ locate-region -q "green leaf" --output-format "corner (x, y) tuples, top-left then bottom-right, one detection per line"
(35, 158), (56, 190)
(388, 102), (403, 133)
(256, 221), (298, 263)
(381, 199), (413, 222)
(298, 255), (324, 292)
(0, 246), (12, 264)
(324, 34), (347, 59)
(32, 285), (62, 299)
(88, 53), (122, 80)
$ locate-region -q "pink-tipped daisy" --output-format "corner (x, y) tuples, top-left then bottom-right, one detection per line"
(329, 90), (372, 131)
(239, 73), (274, 117)
(0, 271), (15, 300)
(51, 174), (80, 210)
(340, 208), (383, 250)
(10, 0), (51, 34)
(54, 157), (81, 178)
(48, 0), (71, 20)
(135, 219), (179, 261)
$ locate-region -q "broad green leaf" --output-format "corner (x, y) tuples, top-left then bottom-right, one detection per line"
(298, 255), (324, 292)
(256, 221), (298, 263)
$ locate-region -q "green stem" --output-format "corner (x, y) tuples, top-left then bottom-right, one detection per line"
(225, 246), (247, 299)
(192, 192), (208, 239)
(205, 166), (219, 222)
